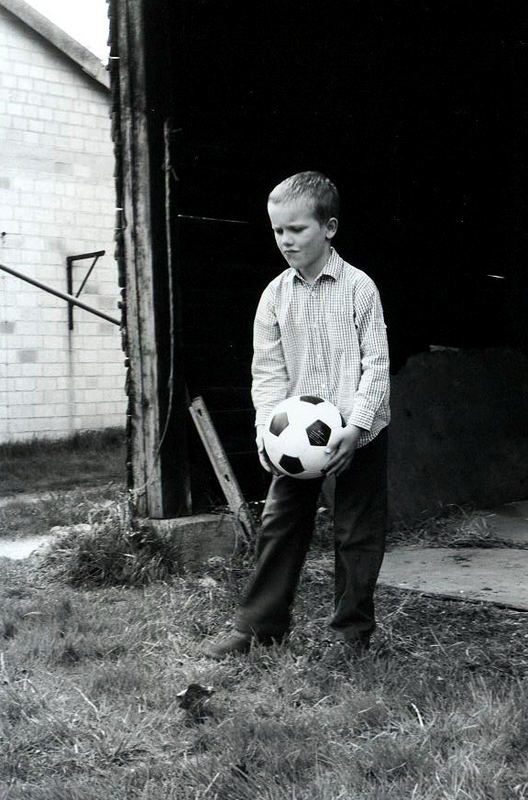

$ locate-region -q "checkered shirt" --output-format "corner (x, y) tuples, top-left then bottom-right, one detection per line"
(252, 249), (390, 448)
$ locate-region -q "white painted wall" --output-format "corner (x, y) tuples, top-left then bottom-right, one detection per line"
(0, 5), (126, 441)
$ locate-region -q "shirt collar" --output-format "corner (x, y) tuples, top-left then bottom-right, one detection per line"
(288, 248), (343, 284)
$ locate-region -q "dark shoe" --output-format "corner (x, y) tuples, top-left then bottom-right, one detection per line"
(200, 630), (252, 659)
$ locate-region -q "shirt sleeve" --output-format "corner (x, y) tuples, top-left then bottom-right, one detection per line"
(347, 276), (390, 431)
(251, 284), (289, 427)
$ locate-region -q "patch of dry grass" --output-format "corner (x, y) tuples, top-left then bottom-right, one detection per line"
(388, 505), (512, 549)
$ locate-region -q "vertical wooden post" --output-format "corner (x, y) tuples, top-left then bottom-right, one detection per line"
(115, 0), (192, 519)
(116, 0), (163, 517)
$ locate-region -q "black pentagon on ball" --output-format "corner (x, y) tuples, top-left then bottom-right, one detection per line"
(279, 454), (305, 474)
(269, 411), (289, 436)
(299, 395), (324, 405)
(306, 419), (331, 447)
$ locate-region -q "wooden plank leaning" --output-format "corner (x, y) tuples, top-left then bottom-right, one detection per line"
(189, 396), (257, 542)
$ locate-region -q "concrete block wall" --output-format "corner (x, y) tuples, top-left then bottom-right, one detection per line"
(0, 6), (126, 442)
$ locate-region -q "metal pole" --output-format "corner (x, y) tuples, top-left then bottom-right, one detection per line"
(0, 261), (121, 326)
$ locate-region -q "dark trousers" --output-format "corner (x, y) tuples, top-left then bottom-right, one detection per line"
(235, 428), (388, 642)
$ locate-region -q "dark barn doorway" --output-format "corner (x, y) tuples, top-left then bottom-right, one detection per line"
(116, 0), (528, 515)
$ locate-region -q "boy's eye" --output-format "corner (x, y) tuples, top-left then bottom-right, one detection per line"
(272, 225), (305, 234)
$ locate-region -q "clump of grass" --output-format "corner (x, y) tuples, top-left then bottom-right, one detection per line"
(43, 499), (184, 587)
(388, 505), (505, 549)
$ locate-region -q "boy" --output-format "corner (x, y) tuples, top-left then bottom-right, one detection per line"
(202, 171), (390, 658)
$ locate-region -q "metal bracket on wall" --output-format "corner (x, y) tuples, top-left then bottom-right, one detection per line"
(66, 250), (105, 330)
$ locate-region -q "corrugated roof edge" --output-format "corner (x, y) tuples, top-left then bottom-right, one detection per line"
(0, 0), (109, 89)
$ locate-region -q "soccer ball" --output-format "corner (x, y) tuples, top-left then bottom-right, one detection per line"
(262, 395), (345, 479)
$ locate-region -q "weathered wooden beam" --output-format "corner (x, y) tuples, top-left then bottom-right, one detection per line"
(116, 0), (163, 517)
(189, 396), (257, 541)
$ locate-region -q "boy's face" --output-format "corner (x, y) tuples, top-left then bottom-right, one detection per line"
(267, 198), (337, 277)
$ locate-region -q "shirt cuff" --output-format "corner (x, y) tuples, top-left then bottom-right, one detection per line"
(347, 400), (375, 432)
(255, 410), (272, 427)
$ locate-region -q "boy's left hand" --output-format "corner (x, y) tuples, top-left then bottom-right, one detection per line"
(323, 425), (362, 476)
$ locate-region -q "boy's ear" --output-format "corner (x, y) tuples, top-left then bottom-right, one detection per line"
(325, 217), (338, 240)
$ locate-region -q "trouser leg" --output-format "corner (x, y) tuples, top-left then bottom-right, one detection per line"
(235, 473), (322, 638)
(330, 429), (388, 641)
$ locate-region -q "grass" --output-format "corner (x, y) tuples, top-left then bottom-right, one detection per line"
(0, 427), (126, 539)
(0, 445), (527, 799)
(0, 428), (126, 497)
(0, 495), (527, 799)
(0, 485), (123, 541)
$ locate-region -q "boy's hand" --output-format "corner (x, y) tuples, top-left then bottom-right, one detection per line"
(255, 426), (280, 475)
(324, 425), (362, 476)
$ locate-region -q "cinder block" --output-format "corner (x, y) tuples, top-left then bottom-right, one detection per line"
(16, 76), (34, 92)
(17, 349), (38, 363)
(8, 401), (30, 417)
(7, 101), (23, 116)
(76, 402), (97, 415)
(74, 362), (101, 377)
(41, 403), (69, 417)
(97, 296), (119, 311)
(17, 364), (43, 378)
(83, 389), (103, 403)
(13, 61), (29, 77)
(37, 106), (52, 121)
(41, 309), (67, 323)
(29, 417), (52, 432)
(15, 321), (38, 336)
(102, 363), (126, 376)
(1, 75), (17, 89)
(97, 401), (121, 415)
(145, 514), (242, 573)
(39, 377), (60, 392)
(39, 350), (67, 365)
(6, 419), (28, 435)
(13, 377), (35, 391)
(97, 375), (121, 390)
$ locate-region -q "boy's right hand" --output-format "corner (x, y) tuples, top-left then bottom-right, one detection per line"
(255, 426), (280, 475)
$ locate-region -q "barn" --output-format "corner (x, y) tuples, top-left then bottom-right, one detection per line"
(109, 0), (528, 525)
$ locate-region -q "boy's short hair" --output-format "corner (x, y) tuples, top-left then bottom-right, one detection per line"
(268, 171), (340, 225)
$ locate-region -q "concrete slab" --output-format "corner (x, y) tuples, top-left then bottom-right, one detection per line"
(379, 546), (528, 610)
(147, 513), (240, 572)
